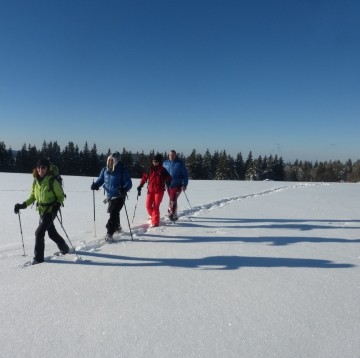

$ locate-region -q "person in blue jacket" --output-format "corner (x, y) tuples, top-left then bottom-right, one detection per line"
(163, 149), (189, 221)
(91, 152), (132, 241)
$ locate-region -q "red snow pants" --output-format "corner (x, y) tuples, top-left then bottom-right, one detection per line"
(146, 191), (165, 226)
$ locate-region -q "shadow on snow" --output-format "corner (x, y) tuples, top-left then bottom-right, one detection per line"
(141, 232), (360, 246)
(50, 251), (355, 270)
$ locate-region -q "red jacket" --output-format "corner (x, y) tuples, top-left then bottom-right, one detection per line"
(140, 164), (172, 193)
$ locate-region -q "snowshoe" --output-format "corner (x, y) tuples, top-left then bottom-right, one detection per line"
(31, 258), (43, 265)
(168, 214), (178, 222)
(105, 233), (114, 243)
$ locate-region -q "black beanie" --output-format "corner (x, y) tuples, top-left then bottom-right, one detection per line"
(153, 154), (163, 163)
(36, 158), (50, 168)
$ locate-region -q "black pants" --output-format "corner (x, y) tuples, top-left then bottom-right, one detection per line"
(34, 213), (69, 262)
(106, 197), (125, 235)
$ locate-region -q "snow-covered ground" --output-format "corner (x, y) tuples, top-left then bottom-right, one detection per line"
(1, 173), (359, 358)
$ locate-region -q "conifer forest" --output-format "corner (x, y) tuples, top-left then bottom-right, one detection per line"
(0, 140), (359, 182)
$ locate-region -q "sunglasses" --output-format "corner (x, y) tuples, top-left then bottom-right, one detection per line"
(37, 165), (47, 169)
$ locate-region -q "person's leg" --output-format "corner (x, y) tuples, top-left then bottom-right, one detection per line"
(146, 192), (155, 223)
(47, 219), (69, 253)
(106, 197), (125, 236)
(167, 187), (181, 219)
(152, 191), (164, 226)
(34, 214), (58, 262)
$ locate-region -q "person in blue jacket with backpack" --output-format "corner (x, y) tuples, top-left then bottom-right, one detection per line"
(163, 150), (189, 221)
(91, 152), (132, 241)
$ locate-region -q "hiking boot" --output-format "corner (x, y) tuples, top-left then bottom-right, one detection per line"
(105, 233), (114, 242)
(150, 223), (159, 228)
(168, 214), (178, 222)
(31, 258), (44, 265)
(60, 245), (70, 255)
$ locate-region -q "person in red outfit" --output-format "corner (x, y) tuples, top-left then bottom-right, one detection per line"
(137, 154), (172, 227)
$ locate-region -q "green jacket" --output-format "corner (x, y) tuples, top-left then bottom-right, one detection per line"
(25, 172), (64, 215)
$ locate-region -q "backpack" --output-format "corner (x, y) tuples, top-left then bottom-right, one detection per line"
(48, 164), (66, 203)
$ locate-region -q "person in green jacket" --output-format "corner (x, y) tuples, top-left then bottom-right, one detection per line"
(14, 158), (69, 265)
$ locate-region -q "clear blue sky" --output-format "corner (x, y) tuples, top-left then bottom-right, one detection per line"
(1, 0), (359, 162)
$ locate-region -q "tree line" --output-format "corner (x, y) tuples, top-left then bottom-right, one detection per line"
(0, 140), (359, 182)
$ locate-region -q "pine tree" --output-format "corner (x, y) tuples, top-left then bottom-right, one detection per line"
(61, 142), (80, 175)
(79, 142), (91, 176)
(120, 148), (134, 176)
(245, 151), (255, 180)
(235, 153), (245, 180)
(202, 149), (213, 179)
(0, 142), (8, 171)
(186, 149), (203, 179)
(215, 150), (229, 180)
(89, 144), (100, 176)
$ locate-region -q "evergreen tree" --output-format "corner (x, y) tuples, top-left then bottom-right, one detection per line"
(302, 161), (313, 182)
(235, 152), (245, 180)
(211, 151), (220, 180)
(186, 149), (203, 179)
(40, 140), (62, 166)
(202, 149), (213, 179)
(7, 147), (16, 171)
(214, 151), (227, 180)
(89, 143), (101, 176)
(344, 159), (353, 181)
(61, 142), (80, 175)
(132, 151), (148, 178)
(272, 155), (285, 181)
(348, 160), (360, 182)
(0, 142), (8, 171)
(245, 151), (255, 180)
(79, 142), (91, 176)
(120, 147), (134, 176)
(226, 154), (236, 180)
(15, 144), (28, 173)
(253, 155), (263, 180)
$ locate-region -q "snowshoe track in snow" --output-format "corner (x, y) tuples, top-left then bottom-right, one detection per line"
(19, 183), (324, 266)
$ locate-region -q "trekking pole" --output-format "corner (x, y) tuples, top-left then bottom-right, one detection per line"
(92, 180), (97, 237)
(56, 215), (80, 259)
(184, 190), (192, 209)
(17, 212), (26, 256)
(123, 199), (134, 241)
(131, 193), (139, 224)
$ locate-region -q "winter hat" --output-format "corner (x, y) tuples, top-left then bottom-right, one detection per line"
(36, 158), (50, 168)
(107, 151), (121, 170)
(111, 151), (121, 167)
(152, 154), (163, 163)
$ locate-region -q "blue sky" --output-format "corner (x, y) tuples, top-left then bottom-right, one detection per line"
(1, 0), (359, 162)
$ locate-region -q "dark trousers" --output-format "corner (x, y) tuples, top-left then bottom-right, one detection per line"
(34, 213), (68, 262)
(106, 197), (125, 235)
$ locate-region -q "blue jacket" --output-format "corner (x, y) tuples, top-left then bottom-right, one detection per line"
(163, 158), (189, 188)
(94, 163), (132, 198)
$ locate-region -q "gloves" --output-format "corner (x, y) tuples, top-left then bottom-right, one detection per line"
(14, 202), (27, 214)
(91, 182), (99, 191)
(52, 202), (61, 218)
(137, 185), (143, 196)
(119, 187), (127, 197)
(181, 186), (187, 191)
